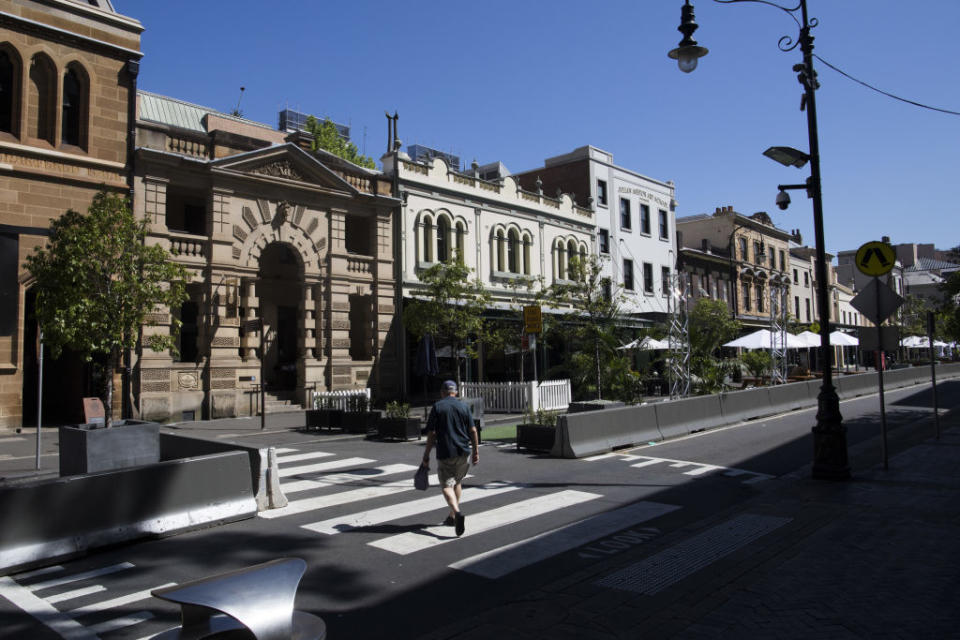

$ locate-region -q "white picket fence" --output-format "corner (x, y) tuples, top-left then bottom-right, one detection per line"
(460, 379), (571, 413)
(311, 388), (371, 410)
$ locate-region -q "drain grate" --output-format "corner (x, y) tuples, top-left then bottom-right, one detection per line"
(594, 513), (791, 595)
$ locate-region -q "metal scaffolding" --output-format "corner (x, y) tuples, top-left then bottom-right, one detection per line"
(668, 270), (691, 399)
(768, 280), (789, 384)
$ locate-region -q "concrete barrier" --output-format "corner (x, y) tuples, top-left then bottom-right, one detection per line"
(0, 451), (256, 575)
(654, 395), (724, 440)
(553, 403), (660, 459)
(835, 373), (875, 399)
(767, 381), (816, 415)
(160, 433), (274, 510)
(719, 387), (772, 424)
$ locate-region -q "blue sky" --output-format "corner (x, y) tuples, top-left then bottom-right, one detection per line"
(115, 0), (959, 258)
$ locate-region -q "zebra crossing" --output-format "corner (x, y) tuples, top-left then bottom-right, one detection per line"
(3, 444), (692, 639)
(0, 562), (177, 640)
(267, 447), (677, 566)
(581, 452), (774, 484)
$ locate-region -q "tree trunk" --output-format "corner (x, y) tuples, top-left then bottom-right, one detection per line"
(103, 350), (116, 428)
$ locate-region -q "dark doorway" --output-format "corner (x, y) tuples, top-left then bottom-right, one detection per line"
(257, 243), (303, 392)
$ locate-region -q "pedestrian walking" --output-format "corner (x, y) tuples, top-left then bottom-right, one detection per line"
(420, 380), (479, 537)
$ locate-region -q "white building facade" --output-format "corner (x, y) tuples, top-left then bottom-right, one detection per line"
(513, 146), (677, 324)
(381, 146), (594, 389)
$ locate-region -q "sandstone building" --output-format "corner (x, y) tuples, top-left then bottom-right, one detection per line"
(134, 93), (400, 421)
(0, 0), (142, 429)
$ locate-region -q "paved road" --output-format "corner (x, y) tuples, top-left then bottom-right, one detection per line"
(0, 379), (954, 639)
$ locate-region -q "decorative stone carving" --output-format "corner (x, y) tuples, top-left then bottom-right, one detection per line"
(178, 372), (199, 389)
(252, 161), (304, 182)
(233, 225), (248, 242)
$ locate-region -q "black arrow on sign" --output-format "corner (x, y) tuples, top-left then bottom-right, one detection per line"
(860, 247), (891, 269)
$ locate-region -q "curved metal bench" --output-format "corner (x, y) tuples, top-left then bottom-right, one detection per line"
(151, 557), (325, 640)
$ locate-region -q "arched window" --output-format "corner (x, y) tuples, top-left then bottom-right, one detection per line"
(422, 215), (433, 263)
(556, 240), (567, 281)
(567, 239), (578, 279)
(61, 64), (87, 147)
(436, 216), (450, 262)
(579, 246), (587, 281)
(496, 229), (506, 272)
(0, 47), (21, 136)
(522, 234), (532, 275)
(507, 229), (519, 273)
(455, 221), (465, 263)
(29, 53), (56, 144)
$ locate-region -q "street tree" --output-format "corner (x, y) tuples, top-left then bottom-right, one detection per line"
(687, 298), (741, 393)
(543, 255), (628, 400)
(305, 116), (376, 169)
(403, 260), (493, 388)
(26, 191), (188, 426)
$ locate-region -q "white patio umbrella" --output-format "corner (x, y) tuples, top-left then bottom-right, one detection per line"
(829, 331), (859, 346)
(618, 336), (670, 351)
(723, 329), (807, 350)
(795, 330), (822, 347)
(900, 335), (929, 348)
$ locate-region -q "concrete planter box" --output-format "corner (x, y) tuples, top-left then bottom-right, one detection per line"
(341, 411), (380, 434)
(377, 418), (421, 441)
(58, 420), (160, 477)
(305, 408), (344, 430)
(516, 424), (556, 452)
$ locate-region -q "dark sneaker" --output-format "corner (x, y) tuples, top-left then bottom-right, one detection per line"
(455, 512), (465, 537)
(442, 516), (456, 526)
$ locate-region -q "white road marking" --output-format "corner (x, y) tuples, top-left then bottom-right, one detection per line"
(684, 464), (723, 476)
(14, 565), (64, 580)
(274, 447), (299, 454)
(281, 464), (417, 494)
(369, 490), (602, 555)
(276, 450), (334, 464)
(303, 481), (522, 535)
(28, 562), (135, 592)
(451, 500), (680, 578)
(67, 583), (175, 616)
(278, 457), (376, 477)
(45, 585), (106, 604)
(0, 576), (97, 640)
(630, 459), (664, 468)
(261, 474), (444, 519)
(583, 453), (619, 462)
(87, 611), (154, 634)
(628, 456), (773, 484)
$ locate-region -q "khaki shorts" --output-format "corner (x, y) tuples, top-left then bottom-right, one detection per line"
(437, 454), (470, 488)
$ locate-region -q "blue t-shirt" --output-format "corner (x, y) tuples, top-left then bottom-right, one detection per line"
(426, 396), (474, 460)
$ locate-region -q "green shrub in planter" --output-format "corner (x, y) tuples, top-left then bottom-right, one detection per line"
(377, 401), (420, 441)
(516, 408), (560, 452)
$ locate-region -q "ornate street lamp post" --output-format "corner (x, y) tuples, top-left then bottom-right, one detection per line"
(669, 0), (849, 480)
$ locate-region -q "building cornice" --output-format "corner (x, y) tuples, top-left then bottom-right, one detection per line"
(0, 9), (142, 59)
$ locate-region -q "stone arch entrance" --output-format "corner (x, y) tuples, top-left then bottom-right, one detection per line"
(257, 242), (304, 392)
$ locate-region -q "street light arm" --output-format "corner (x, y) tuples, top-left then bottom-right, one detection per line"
(714, 0), (804, 30)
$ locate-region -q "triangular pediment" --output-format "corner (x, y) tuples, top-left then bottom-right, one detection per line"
(211, 143), (360, 194)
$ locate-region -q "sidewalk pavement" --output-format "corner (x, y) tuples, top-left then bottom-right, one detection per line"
(423, 411), (960, 640)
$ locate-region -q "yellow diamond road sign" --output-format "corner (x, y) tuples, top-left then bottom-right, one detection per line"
(855, 241), (895, 277)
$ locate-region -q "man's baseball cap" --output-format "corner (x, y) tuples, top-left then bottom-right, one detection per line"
(442, 380), (457, 393)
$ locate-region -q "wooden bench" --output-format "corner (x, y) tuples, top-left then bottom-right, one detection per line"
(151, 557), (325, 639)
